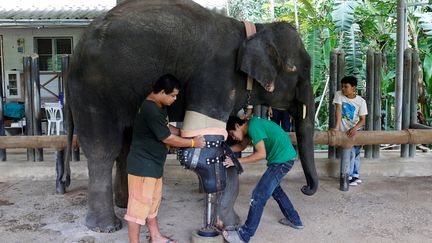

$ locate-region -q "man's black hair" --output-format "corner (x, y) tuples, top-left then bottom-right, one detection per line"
(226, 116), (246, 131)
(153, 74), (181, 94)
(340, 76), (358, 87)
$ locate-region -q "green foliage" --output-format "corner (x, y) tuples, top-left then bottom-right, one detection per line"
(226, 0), (432, 128)
(228, 0), (271, 22)
(306, 26), (323, 95)
(414, 10), (432, 38)
(331, 0), (359, 36)
(424, 53), (432, 93)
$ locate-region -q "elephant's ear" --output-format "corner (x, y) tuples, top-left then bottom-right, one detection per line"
(237, 31), (279, 92)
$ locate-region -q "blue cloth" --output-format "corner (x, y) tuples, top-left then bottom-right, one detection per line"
(270, 108), (291, 132)
(350, 145), (361, 178)
(3, 102), (25, 119)
(238, 161), (301, 242)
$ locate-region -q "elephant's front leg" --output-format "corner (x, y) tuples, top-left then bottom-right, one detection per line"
(86, 158), (122, 233)
(215, 167), (240, 230)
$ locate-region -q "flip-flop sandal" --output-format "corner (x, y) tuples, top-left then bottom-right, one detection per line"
(150, 237), (178, 243)
(164, 237), (178, 243)
(279, 218), (305, 229)
(223, 230), (244, 243)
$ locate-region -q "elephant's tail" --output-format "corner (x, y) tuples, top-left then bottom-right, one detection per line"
(61, 89), (74, 188)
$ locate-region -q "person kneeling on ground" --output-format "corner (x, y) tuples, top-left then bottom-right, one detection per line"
(222, 116), (303, 243)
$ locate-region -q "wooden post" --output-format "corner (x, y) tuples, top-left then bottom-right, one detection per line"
(0, 93), (5, 161)
(372, 52), (382, 158)
(409, 50), (419, 157)
(364, 49), (374, 158)
(335, 50), (345, 159)
(24, 56), (35, 161)
(328, 50), (338, 159)
(337, 50), (345, 92)
(401, 49), (412, 158)
(340, 148), (351, 191)
(31, 55), (43, 161)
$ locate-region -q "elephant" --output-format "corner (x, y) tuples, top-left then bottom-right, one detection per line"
(65, 0), (318, 233)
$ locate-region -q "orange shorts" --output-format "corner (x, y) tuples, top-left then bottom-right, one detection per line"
(124, 174), (163, 225)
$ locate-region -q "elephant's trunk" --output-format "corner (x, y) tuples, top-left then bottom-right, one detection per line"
(295, 102), (319, 196)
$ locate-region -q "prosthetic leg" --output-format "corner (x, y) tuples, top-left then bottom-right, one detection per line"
(178, 134), (243, 238)
(178, 135), (225, 237)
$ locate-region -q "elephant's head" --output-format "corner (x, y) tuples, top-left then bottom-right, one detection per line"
(237, 22), (318, 195)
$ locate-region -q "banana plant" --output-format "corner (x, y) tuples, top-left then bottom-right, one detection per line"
(331, 0), (364, 88)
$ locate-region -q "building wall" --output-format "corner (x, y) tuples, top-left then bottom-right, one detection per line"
(1, 27), (85, 101)
(1, 27), (84, 72)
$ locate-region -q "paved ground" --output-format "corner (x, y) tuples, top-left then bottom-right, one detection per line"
(1, 150), (432, 242)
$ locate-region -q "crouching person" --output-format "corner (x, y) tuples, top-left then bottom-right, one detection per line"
(223, 116), (303, 243)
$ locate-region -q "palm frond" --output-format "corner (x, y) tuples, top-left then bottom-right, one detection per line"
(415, 12), (432, 38)
(331, 0), (359, 33)
(306, 26), (323, 95)
(344, 23), (363, 87)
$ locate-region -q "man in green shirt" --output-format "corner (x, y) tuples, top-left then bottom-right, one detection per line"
(223, 116), (303, 243)
(125, 74), (205, 243)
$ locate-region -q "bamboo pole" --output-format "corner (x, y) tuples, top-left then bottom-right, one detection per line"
(288, 129), (432, 147)
(1, 130), (431, 151)
(395, 0), (406, 131)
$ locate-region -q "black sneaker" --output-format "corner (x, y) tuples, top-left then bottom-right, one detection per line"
(279, 218), (304, 229)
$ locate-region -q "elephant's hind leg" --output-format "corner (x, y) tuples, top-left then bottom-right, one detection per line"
(85, 155), (122, 233)
(114, 127), (132, 208)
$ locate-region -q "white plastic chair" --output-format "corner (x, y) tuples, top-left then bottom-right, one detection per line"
(44, 102), (63, 135)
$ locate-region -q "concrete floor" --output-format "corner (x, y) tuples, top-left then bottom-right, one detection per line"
(0, 149), (432, 242)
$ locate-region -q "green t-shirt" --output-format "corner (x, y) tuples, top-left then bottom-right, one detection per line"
(127, 100), (171, 178)
(248, 117), (297, 166)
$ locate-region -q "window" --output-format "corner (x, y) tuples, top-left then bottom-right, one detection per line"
(35, 37), (72, 71)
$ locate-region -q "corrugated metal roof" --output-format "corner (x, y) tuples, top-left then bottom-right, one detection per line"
(0, 0), (115, 27)
(0, 0), (116, 20)
(0, 0), (227, 28)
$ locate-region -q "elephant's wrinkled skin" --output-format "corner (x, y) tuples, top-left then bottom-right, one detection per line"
(66, 0), (318, 232)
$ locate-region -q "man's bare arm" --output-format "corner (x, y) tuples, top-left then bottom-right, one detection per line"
(168, 125), (180, 136)
(230, 137), (251, 152)
(163, 134), (205, 148)
(333, 103), (342, 130)
(238, 140), (266, 164)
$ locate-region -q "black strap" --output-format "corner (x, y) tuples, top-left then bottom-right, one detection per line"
(222, 142), (243, 174)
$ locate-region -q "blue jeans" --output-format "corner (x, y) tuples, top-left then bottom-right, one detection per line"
(271, 108), (291, 132)
(238, 161), (301, 242)
(350, 146), (361, 178)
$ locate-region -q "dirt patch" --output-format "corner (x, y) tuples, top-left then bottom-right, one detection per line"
(1, 177), (432, 242)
